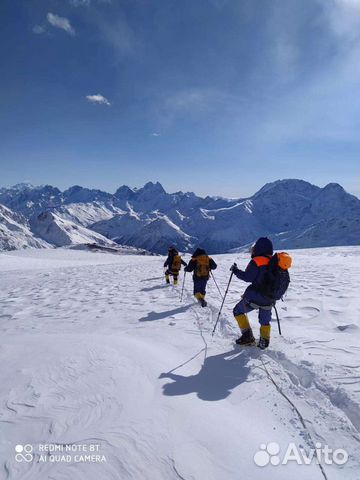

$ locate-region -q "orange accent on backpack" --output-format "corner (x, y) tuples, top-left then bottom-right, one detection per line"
(277, 252), (292, 270)
(253, 256), (271, 267)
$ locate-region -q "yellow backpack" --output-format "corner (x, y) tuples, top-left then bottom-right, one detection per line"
(172, 254), (182, 272)
(195, 255), (211, 277)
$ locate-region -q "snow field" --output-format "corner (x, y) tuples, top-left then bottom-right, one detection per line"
(0, 246), (359, 479)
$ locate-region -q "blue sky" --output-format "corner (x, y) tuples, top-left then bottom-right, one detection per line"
(0, 0), (359, 198)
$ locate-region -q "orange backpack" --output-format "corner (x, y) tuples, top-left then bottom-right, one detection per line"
(195, 255), (211, 277)
(172, 254), (182, 272)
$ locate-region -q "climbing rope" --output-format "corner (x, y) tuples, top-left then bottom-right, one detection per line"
(259, 356), (328, 480)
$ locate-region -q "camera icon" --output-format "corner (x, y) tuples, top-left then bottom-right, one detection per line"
(15, 444), (34, 463)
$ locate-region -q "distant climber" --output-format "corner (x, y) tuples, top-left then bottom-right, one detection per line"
(184, 248), (217, 307)
(230, 237), (292, 349)
(164, 246), (187, 285)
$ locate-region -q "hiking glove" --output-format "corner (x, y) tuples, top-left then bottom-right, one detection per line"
(230, 263), (238, 273)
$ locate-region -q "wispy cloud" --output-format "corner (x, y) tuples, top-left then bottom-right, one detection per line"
(68, 0), (91, 6)
(164, 88), (231, 114)
(96, 17), (137, 57)
(150, 133), (161, 137)
(150, 87), (235, 129)
(47, 13), (76, 36)
(32, 25), (46, 35)
(68, 0), (111, 5)
(319, 0), (360, 40)
(86, 94), (111, 106)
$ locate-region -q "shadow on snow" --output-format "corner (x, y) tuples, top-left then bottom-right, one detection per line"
(140, 284), (170, 292)
(142, 276), (166, 283)
(159, 348), (259, 401)
(138, 305), (192, 322)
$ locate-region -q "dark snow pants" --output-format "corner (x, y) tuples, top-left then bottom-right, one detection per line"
(193, 276), (208, 296)
(233, 292), (273, 326)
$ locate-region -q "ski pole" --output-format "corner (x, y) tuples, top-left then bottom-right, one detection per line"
(210, 272), (224, 301)
(212, 271), (234, 336)
(274, 304), (282, 335)
(180, 271), (187, 302)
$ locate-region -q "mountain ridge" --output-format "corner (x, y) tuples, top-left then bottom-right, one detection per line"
(0, 179), (359, 253)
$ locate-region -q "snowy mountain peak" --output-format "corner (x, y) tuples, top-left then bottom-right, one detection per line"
(314, 183), (357, 204)
(253, 179), (320, 199)
(130, 182), (167, 205)
(322, 183), (346, 194)
(64, 185), (83, 194)
(138, 181), (166, 195)
(10, 182), (36, 191)
(114, 185), (135, 199)
(62, 185), (111, 204)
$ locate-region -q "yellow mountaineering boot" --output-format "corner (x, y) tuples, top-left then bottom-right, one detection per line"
(258, 325), (271, 350)
(235, 314), (255, 346)
(173, 278), (178, 285)
(165, 274), (170, 284)
(195, 292), (207, 308)
(235, 314), (250, 330)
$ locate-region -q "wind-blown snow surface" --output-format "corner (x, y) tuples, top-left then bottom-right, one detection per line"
(0, 247), (359, 479)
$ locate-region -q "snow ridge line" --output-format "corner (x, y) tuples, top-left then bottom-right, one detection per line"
(259, 356), (328, 480)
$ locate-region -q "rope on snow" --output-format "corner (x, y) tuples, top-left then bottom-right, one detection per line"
(259, 356), (328, 480)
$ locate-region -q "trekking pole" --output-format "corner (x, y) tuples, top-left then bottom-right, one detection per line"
(212, 272), (234, 336)
(210, 272), (224, 301)
(180, 272), (187, 302)
(274, 304), (282, 336)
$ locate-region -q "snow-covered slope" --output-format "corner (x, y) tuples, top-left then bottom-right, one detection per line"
(0, 204), (50, 251)
(54, 202), (126, 227)
(125, 215), (196, 253)
(29, 211), (116, 247)
(267, 216), (360, 249)
(93, 212), (196, 253)
(0, 246), (358, 479)
(92, 211), (148, 240)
